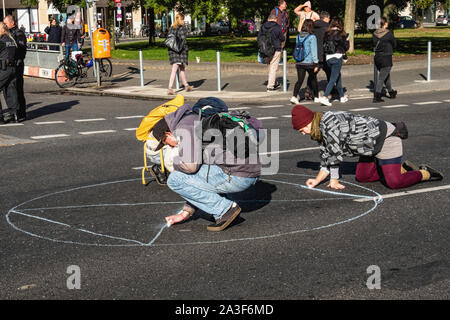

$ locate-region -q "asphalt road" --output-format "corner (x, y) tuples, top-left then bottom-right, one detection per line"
(1, 82), (449, 302)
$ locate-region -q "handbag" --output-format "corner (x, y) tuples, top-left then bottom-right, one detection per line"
(164, 27), (185, 53)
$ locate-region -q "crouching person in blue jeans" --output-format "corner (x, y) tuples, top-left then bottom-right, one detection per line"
(152, 104), (261, 231)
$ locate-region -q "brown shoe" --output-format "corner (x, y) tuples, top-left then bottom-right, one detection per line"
(207, 202), (241, 232)
(167, 88), (176, 95)
(185, 85), (193, 92)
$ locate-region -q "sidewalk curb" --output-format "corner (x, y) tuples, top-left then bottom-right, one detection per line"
(64, 78), (450, 103)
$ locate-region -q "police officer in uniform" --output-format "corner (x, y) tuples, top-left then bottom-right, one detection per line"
(0, 22), (19, 124)
(4, 15), (26, 122)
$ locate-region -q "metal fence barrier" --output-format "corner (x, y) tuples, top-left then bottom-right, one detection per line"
(25, 42), (64, 70)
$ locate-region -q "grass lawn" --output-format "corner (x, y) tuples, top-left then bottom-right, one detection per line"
(111, 26), (450, 63)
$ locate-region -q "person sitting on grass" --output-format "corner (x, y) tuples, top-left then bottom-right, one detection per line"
(291, 105), (443, 190)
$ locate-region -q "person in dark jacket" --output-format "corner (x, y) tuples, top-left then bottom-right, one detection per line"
(373, 17), (397, 103)
(45, 18), (62, 51)
(3, 15), (26, 122)
(0, 22), (19, 125)
(61, 18), (81, 60)
(291, 105), (443, 190)
(259, 14), (285, 91)
(167, 13), (193, 95)
(317, 18), (349, 107)
(270, 0), (290, 48)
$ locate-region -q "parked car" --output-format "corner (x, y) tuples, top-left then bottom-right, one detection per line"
(396, 16), (418, 29)
(436, 15), (449, 26)
(210, 21), (230, 35)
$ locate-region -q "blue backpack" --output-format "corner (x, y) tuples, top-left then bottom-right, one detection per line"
(293, 34), (311, 62)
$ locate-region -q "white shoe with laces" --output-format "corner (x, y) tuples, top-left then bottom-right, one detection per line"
(340, 96), (349, 103)
(318, 96), (332, 107)
(290, 96), (300, 105)
(314, 97), (320, 103)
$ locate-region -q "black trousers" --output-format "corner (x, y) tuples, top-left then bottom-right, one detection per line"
(0, 66), (19, 117)
(293, 65), (318, 98)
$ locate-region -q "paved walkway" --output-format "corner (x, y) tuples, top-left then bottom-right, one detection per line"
(66, 57), (450, 102)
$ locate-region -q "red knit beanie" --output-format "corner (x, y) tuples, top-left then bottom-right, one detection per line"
(291, 105), (314, 130)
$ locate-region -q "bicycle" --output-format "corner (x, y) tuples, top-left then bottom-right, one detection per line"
(55, 53), (112, 88)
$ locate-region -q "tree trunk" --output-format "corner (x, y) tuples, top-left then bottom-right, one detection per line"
(344, 0), (356, 54)
(106, 3), (115, 50)
(148, 7), (155, 46)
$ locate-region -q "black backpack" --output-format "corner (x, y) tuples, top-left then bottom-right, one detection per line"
(199, 111), (263, 160)
(258, 25), (276, 58)
(323, 38), (336, 55)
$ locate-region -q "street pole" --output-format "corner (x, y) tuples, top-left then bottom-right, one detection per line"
(2, 0), (5, 19)
(427, 40), (432, 82)
(86, 1), (97, 78)
(139, 50), (144, 87)
(283, 50), (287, 92)
(217, 51), (221, 92)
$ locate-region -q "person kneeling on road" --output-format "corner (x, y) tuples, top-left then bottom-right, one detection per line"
(291, 105), (443, 190)
(152, 104), (261, 231)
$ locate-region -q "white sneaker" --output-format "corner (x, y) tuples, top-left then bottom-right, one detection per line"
(314, 97), (320, 103)
(340, 96), (349, 103)
(318, 96), (332, 107)
(290, 96), (300, 105)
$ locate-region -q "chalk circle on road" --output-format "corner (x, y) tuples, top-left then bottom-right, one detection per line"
(6, 173), (382, 247)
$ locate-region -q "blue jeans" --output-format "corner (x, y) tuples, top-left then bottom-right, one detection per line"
(324, 57), (344, 97)
(167, 165), (257, 220)
(65, 43), (79, 60)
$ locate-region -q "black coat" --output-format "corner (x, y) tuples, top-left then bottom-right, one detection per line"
(324, 30), (350, 55)
(313, 20), (329, 63)
(168, 26), (188, 65)
(61, 25), (81, 45)
(259, 21), (284, 52)
(373, 29), (397, 69)
(45, 25), (62, 44)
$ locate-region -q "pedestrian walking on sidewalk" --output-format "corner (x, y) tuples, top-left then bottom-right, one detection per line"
(291, 105), (443, 190)
(317, 18), (349, 107)
(270, 0), (290, 49)
(290, 19), (319, 105)
(258, 14), (285, 92)
(167, 13), (193, 95)
(373, 17), (397, 103)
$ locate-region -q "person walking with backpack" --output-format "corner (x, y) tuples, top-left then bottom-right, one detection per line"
(270, 0), (290, 49)
(373, 17), (397, 103)
(258, 14), (285, 92)
(291, 105), (443, 190)
(290, 19), (319, 105)
(167, 13), (193, 96)
(317, 18), (349, 107)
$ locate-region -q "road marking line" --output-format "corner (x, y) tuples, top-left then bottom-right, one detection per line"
(281, 115), (292, 118)
(260, 105), (285, 109)
(444, 100), (450, 102)
(351, 97), (371, 100)
(353, 184), (450, 202)
(382, 104), (409, 109)
(79, 130), (116, 135)
(349, 107), (379, 111)
(115, 116), (144, 119)
(31, 134), (70, 139)
(259, 147), (321, 155)
(1, 123), (24, 127)
(123, 128), (138, 131)
(34, 121), (66, 125)
(258, 116), (278, 120)
(74, 118), (106, 122)
(413, 101), (443, 105)
(229, 107), (250, 111)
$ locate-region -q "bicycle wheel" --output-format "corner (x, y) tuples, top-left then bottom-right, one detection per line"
(99, 58), (112, 78)
(55, 61), (78, 88)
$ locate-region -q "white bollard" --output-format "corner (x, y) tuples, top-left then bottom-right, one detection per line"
(283, 50), (287, 92)
(217, 51), (221, 92)
(176, 70), (180, 90)
(427, 41), (432, 82)
(139, 50), (144, 87)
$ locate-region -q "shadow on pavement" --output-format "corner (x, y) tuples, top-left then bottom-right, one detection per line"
(26, 100), (80, 120)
